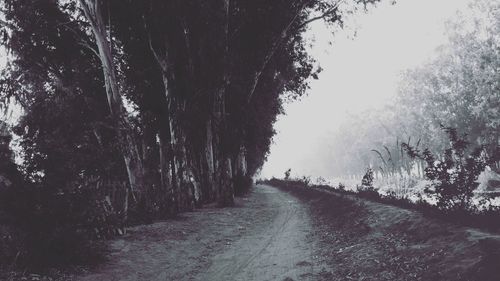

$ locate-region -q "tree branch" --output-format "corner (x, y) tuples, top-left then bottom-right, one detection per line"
(245, 0), (344, 104)
(78, 41), (100, 58)
(56, 20), (100, 58)
(143, 15), (168, 73)
(246, 1), (309, 104)
(296, 6), (339, 29)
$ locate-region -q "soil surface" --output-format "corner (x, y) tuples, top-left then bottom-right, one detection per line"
(73, 184), (500, 281)
(77, 185), (328, 281)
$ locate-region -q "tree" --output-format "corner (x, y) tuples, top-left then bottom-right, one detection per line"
(1, 0), (381, 217)
(397, 0), (499, 163)
(308, 0), (499, 179)
(403, 125), (497, 211)
(78, 0), (147, 200)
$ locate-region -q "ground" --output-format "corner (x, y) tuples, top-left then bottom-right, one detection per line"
(69, 184), (500, 280)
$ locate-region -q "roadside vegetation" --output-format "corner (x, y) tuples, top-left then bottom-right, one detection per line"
(271, 0), (500, 234)
(264, 178), (500, 280)
(262, 123), (500, 232)
(263, 135), (500, 232)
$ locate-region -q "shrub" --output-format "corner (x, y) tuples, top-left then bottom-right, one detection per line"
(403, 125), (498, 212)
(315, 176), (328, 186)
(355, 168), (380, 199)
(0, 167), (123, 269)
(0, 121), (125, 270)
(284, 168), (291, 180)
(233, 174), (253, 196)
(300, 176), (311, 187)
(361, 168), (374, 189)
(0, 183), (120, 269)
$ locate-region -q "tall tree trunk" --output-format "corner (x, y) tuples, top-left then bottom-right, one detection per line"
(233, 145), (250, 195)
(214, 0), (234, 206)
(146, 23), (200, 212)
(162, 75), (198, 211)
(212, 86), (234, 206)
(79, 0), (145, 196)
(158, 129), (175, 213)
(204, 119), (217, 202)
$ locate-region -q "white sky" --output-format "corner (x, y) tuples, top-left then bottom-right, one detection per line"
(260, 0), (475, 179)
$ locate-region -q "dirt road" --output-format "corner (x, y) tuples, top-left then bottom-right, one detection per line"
(78, 185), (329, 281)
(199, 187), (325, 281)
(76, 184), (500, 281)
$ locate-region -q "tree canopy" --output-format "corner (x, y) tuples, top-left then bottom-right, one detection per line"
(0, 0), (380, 215)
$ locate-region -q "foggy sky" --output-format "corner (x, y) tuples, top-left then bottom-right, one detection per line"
(260, 0), (474, 179)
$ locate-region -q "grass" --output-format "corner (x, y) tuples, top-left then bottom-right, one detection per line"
(263, 178), (500, 233)
(264, 178), (500, 281)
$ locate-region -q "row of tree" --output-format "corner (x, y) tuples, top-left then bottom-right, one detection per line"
(0, 0), (379, 218)
(313, 0), (499, 178)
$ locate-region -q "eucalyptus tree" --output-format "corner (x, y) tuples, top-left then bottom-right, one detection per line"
(1, 0), (380, 216)
(0, 0), (124, 190)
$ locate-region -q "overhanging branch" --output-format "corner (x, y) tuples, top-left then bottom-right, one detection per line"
(297, 6), (339, 29)
(246, 1), (309, 104)
(245, 0), (343, 105)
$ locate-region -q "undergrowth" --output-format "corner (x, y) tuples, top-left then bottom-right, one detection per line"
(266, 178), (370, 236)
(264, 177), (500, 233)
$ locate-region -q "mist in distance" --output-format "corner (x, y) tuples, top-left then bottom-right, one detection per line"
(261, 0), (478, 180)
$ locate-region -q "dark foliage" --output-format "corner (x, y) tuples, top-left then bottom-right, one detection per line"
(0, 123), (118, 269)
(265, 178), (500, 233)
(284, 168), (292, 180)
(357, 168), (378, 198)
(360, 167), (374, 189)
(233, 174), (253, 197)
(0, 185), (113, 269)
